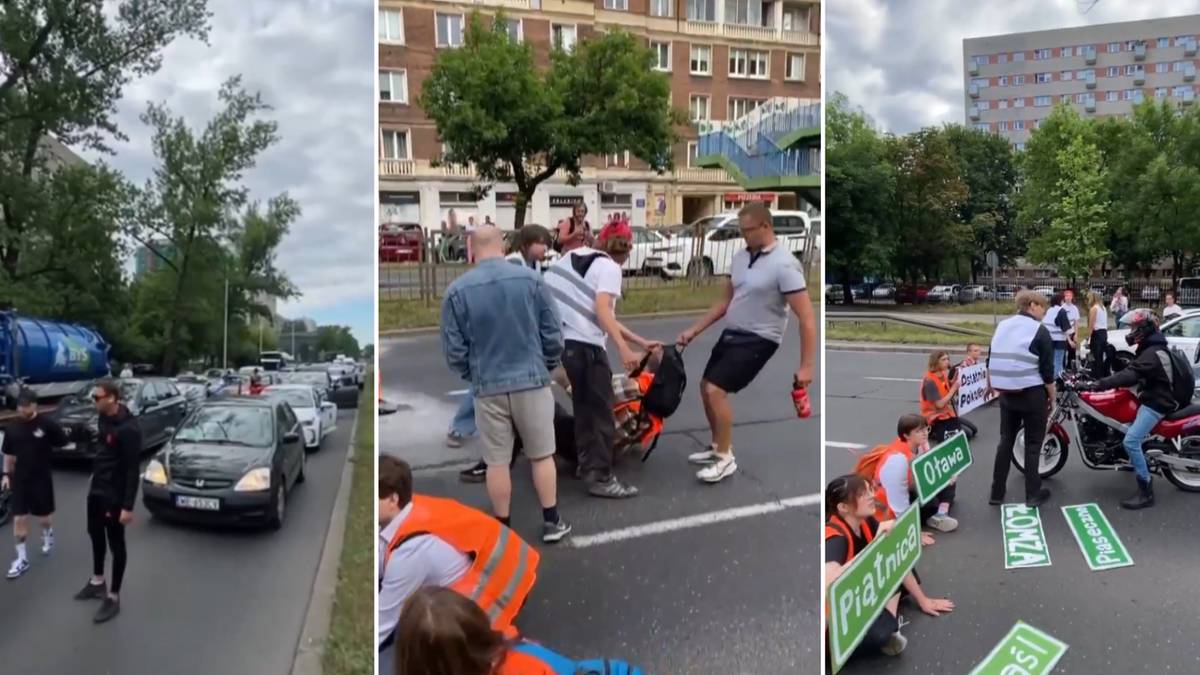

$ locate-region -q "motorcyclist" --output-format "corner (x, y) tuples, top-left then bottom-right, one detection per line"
(1084, 308), (1175, 509)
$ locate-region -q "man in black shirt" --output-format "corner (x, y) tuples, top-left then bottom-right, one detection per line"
(74, 379), (142, 623)
(3, 389), (67, 579)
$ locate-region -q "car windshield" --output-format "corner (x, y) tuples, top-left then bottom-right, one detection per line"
(267, 388), (313, 409)
(280, 372), (326, 386)
(174, 406), (274, 446)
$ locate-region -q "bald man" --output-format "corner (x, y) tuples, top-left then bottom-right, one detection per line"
(440, 226), (572, 543)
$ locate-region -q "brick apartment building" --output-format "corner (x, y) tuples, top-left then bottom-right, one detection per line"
(379, 0), (821, 230)
(963, 14), (1200, 149)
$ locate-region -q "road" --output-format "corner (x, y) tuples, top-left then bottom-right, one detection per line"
(0, 408), (359, 675)
(826, 349), (1200, 673)
(382, 315), (822, 674)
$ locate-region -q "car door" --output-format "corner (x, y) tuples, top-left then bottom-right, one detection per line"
(278, 403), (301, 484)
(163, 382), (188, 428)
(319, 388), (336, 432)
(1162, 315), (1200, 363)
(137, 383), (164, 448)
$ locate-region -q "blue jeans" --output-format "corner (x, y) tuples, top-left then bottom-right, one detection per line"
(1123, 405), (1164, 482)
(448, 387), (477, 436)
(1052, 345), (1066, 379)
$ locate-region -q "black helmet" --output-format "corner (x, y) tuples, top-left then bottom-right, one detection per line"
(1121, 308), (1159, 346)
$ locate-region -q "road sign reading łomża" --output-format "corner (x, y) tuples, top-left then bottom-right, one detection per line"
(913, 431), (972, 506)
(828, 504), (921, 673)
(968, 621), (1069, 675)
(1061, 503), (1134, 571)
(1001, 504), (1052, 569)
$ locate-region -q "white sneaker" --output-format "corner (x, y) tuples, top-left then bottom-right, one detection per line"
(688, 444), (732, 465)
(6, 558), (29, 579)
(697, 454), (737, 483)
(882, 631), (908, 656)
(926, 514), (959, 533)
(41, 531), (54, 555)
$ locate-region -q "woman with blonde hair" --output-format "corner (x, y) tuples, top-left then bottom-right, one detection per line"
(1088, 290), (1109, 377)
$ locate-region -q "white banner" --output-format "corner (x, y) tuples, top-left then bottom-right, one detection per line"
(957, 363), (996, 415)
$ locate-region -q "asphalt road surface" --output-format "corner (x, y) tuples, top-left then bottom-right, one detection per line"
(0, 408), (359, 675)
(382, 315), (822, 674)
(826, 349), (1200, 674)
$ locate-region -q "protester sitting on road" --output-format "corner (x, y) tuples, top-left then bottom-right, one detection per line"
(855, 413), (956, 535)
(546, 219), (660, 499)
(378, 456), (540, 654)
(1042, 292), (1071, 379)
(677, 202), (816, 484)
(441, 226), (571, 542)
(1087, 291), (1110, 378)
(825, 474), (955, 661)
(3, 388), (67, 579)
(921, 350), (961, 444)
(1162, 292), (1183, 321)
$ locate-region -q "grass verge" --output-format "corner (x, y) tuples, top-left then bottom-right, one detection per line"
(826, 320), (997, 345)
(321, 376), (374, 675)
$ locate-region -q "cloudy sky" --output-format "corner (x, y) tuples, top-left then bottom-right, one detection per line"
(828, 0), (1200, 134)
(83, 0), (374, 344)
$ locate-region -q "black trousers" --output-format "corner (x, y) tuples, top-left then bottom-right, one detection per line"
(991, 390), (1049, 501)
(86, 495), (127, 593)
(1090, 329), (1109, 378)
(929, 417), (961, 445)
(853, 604), (900, 656)
(562, 340), (616, 482)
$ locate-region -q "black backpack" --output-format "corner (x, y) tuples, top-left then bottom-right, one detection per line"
(641, 345), (687, 418)
(1156, 347), (1196, 409)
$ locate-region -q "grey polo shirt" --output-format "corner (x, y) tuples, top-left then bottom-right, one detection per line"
(725, 243), (808, 344)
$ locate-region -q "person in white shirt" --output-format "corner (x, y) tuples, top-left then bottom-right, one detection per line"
(1162, 292), (1183, 321)
(1063, 288), (1081, 369)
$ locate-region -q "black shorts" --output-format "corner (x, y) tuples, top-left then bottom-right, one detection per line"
(11, 474), (54, 517)
(703, 329), (779, 394)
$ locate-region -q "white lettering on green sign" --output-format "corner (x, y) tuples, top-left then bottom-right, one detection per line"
(969, 621), (1069, 675)
(1061, 503), (1134, 571)
(1001, 504), (1052, 569)
(913, 432), (972, 505)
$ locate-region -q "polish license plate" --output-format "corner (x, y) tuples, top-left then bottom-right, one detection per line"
(175, 495), (220, 511)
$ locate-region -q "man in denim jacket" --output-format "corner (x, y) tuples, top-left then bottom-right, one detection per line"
(441, 227), (572, 543)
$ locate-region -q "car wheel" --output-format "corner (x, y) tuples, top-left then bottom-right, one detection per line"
(267, 482), (286, 530)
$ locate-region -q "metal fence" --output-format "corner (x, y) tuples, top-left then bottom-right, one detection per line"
(826, 278), (1197, 313)
(381, 225), (818, 304)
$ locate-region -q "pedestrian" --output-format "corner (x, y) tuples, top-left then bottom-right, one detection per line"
(1087, 290), (1110, 378)
(1110, 285), (1129, 320)
(988, 290), (1056, 508)
(3, 389), (67, 579)
(484, 215), (494, 227)
(75, 379), (142, 623)
(920, 350), (961, 444)
(441, 227), (571, 541)
(464, 214), (479, 264)
(1063, 288), (1081, 369)
(545, 219), (660, 498)
(1162, 291), (1183, 321)
(855, 413), (957, 534)
(1042, 292), (1071, 378)
(119, 364), (133, 378)
(556, 202), (592, 252)
(676, 202), (816, 483)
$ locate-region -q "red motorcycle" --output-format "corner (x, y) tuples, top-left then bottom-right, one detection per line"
(1014, 370), (1200, 491)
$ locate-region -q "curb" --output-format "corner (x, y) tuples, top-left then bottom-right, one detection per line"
(290, 403), (362, 675)
(380, 308), (708, 337)
(826, 341), (953, 354)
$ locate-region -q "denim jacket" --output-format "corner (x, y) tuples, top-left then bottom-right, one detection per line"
(441, 258), (564, 397)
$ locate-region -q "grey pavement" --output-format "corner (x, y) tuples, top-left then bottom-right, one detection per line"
(826, 348), (1200, 674)
(381, 315), (822, 674)
(0, 409), (360, 675)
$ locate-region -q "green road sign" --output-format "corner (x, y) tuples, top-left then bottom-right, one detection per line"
(1001, 503), (1051, 569)
(913, 431), (972, 505)
(828, 504), (921, 673)
(1061, 503), (1134, 571)
(969, 621), (1069, 675)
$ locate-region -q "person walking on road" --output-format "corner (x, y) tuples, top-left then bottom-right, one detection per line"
(1087, 291), (1110, 378)
(441, 227), (571, 541)
(75, 379), (142, 623)
(1042, 292), (1071, 379)
(3, 389), (67, 579)
(676, 202), (816, 484)
(988, 290), (1056, 508)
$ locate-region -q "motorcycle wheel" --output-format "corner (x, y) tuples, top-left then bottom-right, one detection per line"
(1012, 426), (1071, 479)
(1160, 440), (1200, 491)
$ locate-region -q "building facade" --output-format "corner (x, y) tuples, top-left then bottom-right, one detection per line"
(379, 0), (821, 230)
(963, 15), (1200, 149)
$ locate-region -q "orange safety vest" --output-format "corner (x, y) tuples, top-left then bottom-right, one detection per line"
(823, 514), (876, 563)
(919, 370), (957, 424)
(853, 438), (914, 521)
(384, 495), (540, 634)
(614, 372), (664, 448)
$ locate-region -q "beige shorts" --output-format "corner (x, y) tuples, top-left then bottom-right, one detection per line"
(475, 386), (556, 466)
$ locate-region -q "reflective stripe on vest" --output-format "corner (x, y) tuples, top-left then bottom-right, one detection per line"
(990, 314), (1045, 391)
(919, 371), (957, 423)
(1042, 305), (1066, 341)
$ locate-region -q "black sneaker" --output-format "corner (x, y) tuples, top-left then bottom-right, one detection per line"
(1025, 488), (1051, 508)
(458, 461), (487, 483)
(588, 476), (639, 499)
(542, 519), (573, 544)
(93, 596), (120, 623)
(74, 580), (106, 601)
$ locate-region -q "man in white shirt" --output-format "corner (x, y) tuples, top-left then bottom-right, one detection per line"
(1064, 288), (1081, 368)
(1162, 292), (1183, 321)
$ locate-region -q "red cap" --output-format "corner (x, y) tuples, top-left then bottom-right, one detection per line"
(598, 220), (632, 244)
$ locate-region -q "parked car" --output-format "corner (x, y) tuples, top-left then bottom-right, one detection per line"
(995, 284), (1017, 301)
(623, 227), (669, 276)
(895, 285), (930, 305)
(958, 285), (990, 302)
(172, 375), (210, 413)
(276, 370), (334, 401)
(141, 396), (307, 529)
(298, 364), (358, 409)
(659, 211), (810, 278)
(1032, 286), (1056, 300)
(1140, 285), (1162, 301)
(263, 384), (337, 450)
(1089, 308), (1200, 370)
(872, 283), (896, 299)
(379, 223), (425, 263)
(927, 285), (962, 303)
(51, 378), (189, 460)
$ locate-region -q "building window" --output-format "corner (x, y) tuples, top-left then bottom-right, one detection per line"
(1107, 90), (1118, 102)
(998, 121), (1009, 132)
(1013, 74), (1026, 85)
(603, 0), (628, 9)
(651, 41), (671, 71)
(687, 141), (699, 167)
(1016, 269), (1026, 278)
(1178, 36), (1193, 46)
(998, 53), (1008, 64)
(998, 99), (1008, 109)
(379, 70), (407, 104)
(606, 151), (631, 168)
(1156, 87), (1168, 99)
(436, 13), (464, 48)
(972, 77), (988, 88)
(1013, 120), (1025, 131)
(786, 53), (805, 81)
(974, 122), (990, 132)
(688, 0), (716, 22)
(1123, 89), (1136, 101)
(1175, 60), (1191, 72)
(729, 49), (769, 79)
(977, 100), (990, 110)
(1013, 97), (1025, 108)
(551, 24), (577, 52)
(1125, 64), (1144, 76)
(690, 45), (712, 74)
(1107, 66), (1119, 77)
(504, 19), (522, 43)
(1035, 95), (1051, 106)
(1036, 72), (1051, 84)
(1159, 37), (1170, 48)
(1080, 69), (1093, 79)
(1127, 40), (1140, 51)
(380, 129), (410, 160)
(1174, 85), (1192, 98)
(1061, 70), (1073, 81)
(782, 6), (808, 31)
(1108, 41), (1120, 53)
(1060, 46), (1074, 57)
(1013, 51), (1025, 62)
(650, 0), (672, 17)
(725, 0), (764, 27)
(689, 94), (711, 121)
(1076, 93), (1094, 104)
(1036, 269), (1050, 279)
(999, 75), (1009, 86)
(1034, 48), (1051, 60)
(1157, 62), (1169, 74)
(379, 9), (404, 43)
(728, 97), (761, 119)
(972, 55), (988, 66)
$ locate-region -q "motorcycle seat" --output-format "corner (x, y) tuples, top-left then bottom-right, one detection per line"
(1165, 401), (1200, 421)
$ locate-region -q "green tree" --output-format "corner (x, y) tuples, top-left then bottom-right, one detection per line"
(420, 12), (682, 226)
(942, 124), (1020, 279)
(316, 325), (360, 360)
(1027, 136), (1110, 281)
(889, 127), (969, 282)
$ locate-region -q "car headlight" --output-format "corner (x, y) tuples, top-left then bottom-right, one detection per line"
(233, 467), (272, 492)
(144, 459), (168, 486)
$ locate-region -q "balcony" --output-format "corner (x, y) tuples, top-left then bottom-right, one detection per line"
(1084, 45), (1097, 64)
(969, 61), (979, 75)
(1186, 40), (1198, 57)
(1186, 64), (1196, 82)
(1183, 90), (1196, 105)
(1134, 42), (1146, 61)
(673, 167), (735, 184)
(969, 83), (980, 98)
(379, 158), (480, 179)
(682, 19), (819, 46)
(1084, 99), (1096, 112)
(1133, 71), (1146, 85)
(968, 105), (980, 120)
(1085, 71), (1096, 89)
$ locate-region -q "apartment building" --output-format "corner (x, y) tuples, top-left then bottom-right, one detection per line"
(963, 15), (1200, 149)
(379, 0), (820, 230)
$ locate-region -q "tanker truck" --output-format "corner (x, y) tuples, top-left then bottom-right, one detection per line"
(0, 312), (111, 408)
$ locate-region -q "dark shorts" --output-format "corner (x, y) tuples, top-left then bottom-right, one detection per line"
(703, 329), (779, 394)
(11, 473), (54, 517)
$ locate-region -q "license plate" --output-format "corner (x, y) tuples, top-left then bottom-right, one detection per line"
(175, 495), (220, 511)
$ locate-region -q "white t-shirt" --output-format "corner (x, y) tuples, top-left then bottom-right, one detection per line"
(1163, 303), (1183, 320)
(549, 247), (623, 349)
(878, 453), (912, 515)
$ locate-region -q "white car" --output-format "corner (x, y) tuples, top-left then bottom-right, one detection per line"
(624, 227), (669, 275)
(1033, 286), (1056, 300)
(659, 211), (811, 278)
(927, 285), (961, 303)
(1089, 308), (1200, 369)
(872, 283), (896, 299)
(264, 384), (337, 450)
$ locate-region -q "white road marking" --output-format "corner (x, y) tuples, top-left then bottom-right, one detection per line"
(864, 376), (922, 382)
(446, 389), (470, 396)
(566, 494), (822, 548)
(826, 441), (867, 450)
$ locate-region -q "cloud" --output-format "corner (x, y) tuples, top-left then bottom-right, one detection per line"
(80, 0), (375, 343)
(828, 0), (1200, 134)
